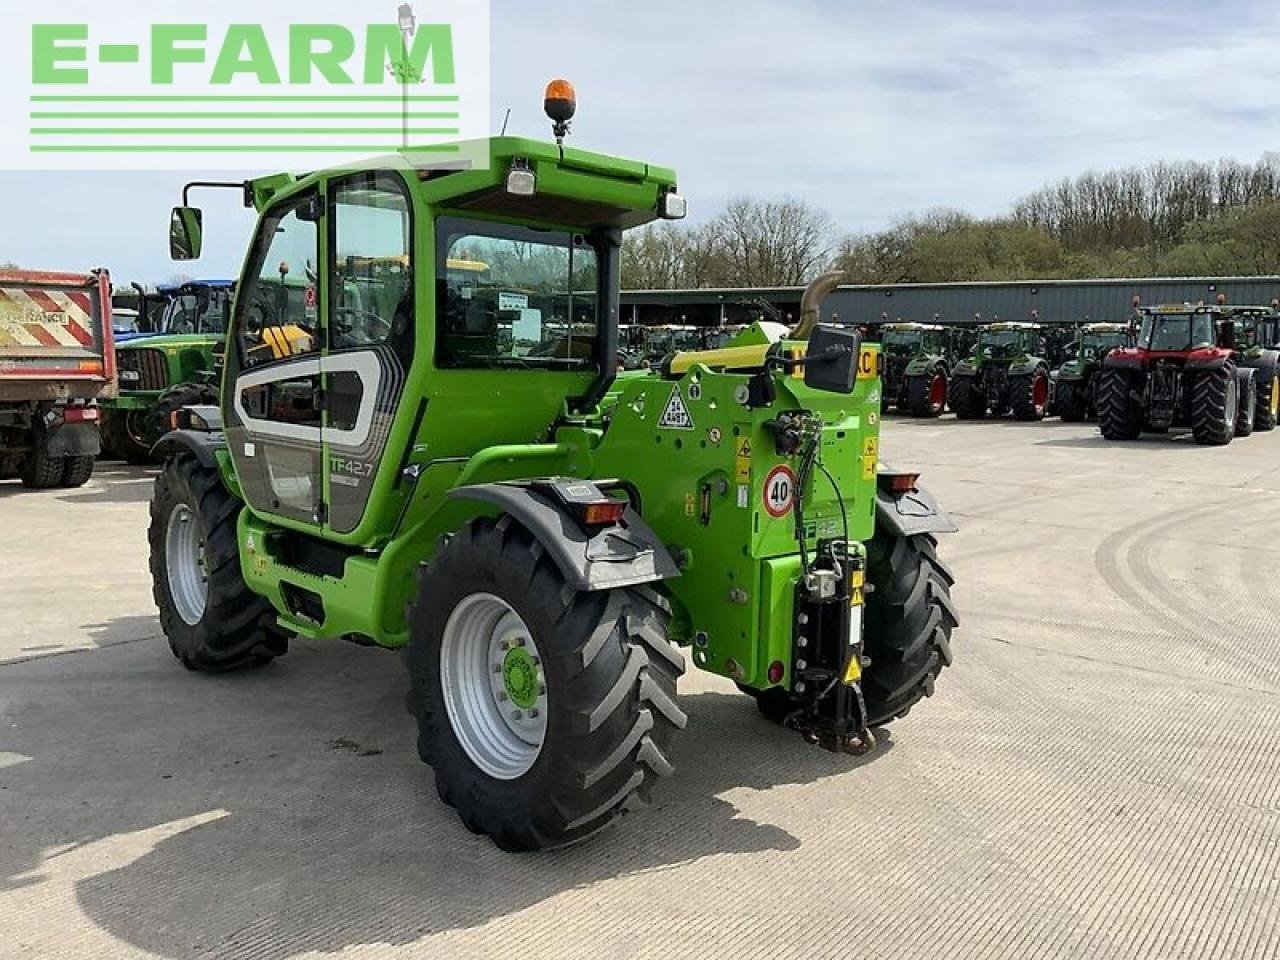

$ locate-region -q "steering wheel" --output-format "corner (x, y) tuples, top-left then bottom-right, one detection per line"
(334, 307), (392, 345)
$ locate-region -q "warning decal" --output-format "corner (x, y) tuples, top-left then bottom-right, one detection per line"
(658, 386), (695, 430)
(763, 465), (797, 518)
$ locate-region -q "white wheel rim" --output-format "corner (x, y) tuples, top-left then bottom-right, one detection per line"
(440, 593), (548, 780)
(1226, 377), (1239, 426)
(165, 504), (208, 626)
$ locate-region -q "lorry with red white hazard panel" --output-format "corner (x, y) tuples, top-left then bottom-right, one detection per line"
(0, 269), (115, 488)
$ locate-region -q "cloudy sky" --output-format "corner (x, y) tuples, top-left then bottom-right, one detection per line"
(1, 0), (1276, 283)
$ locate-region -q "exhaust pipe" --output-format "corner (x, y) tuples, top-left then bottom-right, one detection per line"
(790, 270), (846, 341)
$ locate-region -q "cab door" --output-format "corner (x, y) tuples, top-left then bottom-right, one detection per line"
(224, 191), (326, 527)
(321, 171), (415, 535)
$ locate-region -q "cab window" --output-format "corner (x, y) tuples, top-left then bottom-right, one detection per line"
(236, 198), (320, 370)
(435, 217), (600, 370)
(330, 173), (413, 363)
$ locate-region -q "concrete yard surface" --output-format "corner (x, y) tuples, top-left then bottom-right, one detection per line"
(2, 422), (1279, 959)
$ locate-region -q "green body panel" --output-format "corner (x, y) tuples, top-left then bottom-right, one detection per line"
(213, 136), (879, 691)
(953, 324), (1045, 377)
(103, 333), (222, 410)
(1058, 326), (1130, 383)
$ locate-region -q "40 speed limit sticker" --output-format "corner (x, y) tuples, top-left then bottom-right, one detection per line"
(762, 464), (797, 518)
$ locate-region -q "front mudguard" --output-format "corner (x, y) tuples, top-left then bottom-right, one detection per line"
(448, 481), (681, 593)
(1007, 357), (1048, 377)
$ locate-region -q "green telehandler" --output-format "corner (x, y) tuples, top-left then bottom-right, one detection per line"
(146, 84), (958, 851)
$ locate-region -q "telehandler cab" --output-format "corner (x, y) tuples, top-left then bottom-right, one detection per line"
(147, 83), (958, 850)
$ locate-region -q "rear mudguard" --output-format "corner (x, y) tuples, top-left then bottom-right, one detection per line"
(875, 481), (958, 538)
(448, 481), (681, 593)
(46, 422), (100, 457)
(1185, 348), (1234, 372)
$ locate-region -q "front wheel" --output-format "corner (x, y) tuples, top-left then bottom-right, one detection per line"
(1235, 369), (1256, 438)
(408, 517), (686, 851)
(148, 454), (286, 670)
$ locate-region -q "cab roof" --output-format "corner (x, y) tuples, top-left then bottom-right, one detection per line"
(248, 136), (679, 232)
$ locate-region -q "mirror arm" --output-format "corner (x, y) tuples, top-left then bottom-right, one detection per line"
(182, 180), (254, 208)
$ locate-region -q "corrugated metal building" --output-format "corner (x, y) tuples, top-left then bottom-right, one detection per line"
(621, 276), (1280, 327)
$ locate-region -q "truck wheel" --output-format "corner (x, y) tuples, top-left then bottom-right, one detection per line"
(60, 456), (95, 489)
(148, 454), (286, 671)
(1056, 381), (1089, 422)
(1097, 369), (1143, 441)
(408, 516), (686, 851)
(906, 368), (948, 417)
(1191, 363), (1238, 446)
(1010, 368), (1050, 421)
(1235, 369), (1256, 438)
(19, 434), (63, 489)
(948, 377), (986, 419)
(1253, 366), (1279, 432)
(148, 383), (219, 446)
(863, 531), (958, 725)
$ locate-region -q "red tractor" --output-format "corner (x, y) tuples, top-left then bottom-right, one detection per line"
(1096, 305), (1262, 445)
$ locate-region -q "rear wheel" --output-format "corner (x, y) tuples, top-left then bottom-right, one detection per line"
(101, 410), (154, 465)
(863, 530), (958, 724)
(1235, 369), (1256, 438)
(1010, 367), (1050, 421)
(1056, 380), (1089, 422)
(906, 368), (948, 417)
(948, 376), (986, 419)
(148, 454), (286, 670)
(1191, 363), (1238, 446)
(60, 455), (95, 488)
(1253, 365), (1279, 432)
(19, 432), (62, 489)
(1097, 369), (1143, 441)
(741, 530), (958, 729)
(408, 516), (686, 851)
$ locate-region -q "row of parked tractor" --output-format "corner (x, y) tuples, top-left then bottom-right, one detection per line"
(874, 302), (1280, 445)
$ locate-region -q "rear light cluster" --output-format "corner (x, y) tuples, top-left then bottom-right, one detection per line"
(886, 473), (919, 495)
(572, 499), (627, 528)
(62, 405), (99, 424)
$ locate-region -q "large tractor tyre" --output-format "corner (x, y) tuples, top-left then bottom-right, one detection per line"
(407, 516), (687, 851)
(1234, 370), (1256, 438)
(60, 455), (96, 489)
(1190, 363), (1239, 447)
(1056, 381), (1089, 422)
(148, 454), (287, 671)
(1097, 369), (1143, 441)
(101, 411), (155, 465)
(906, 368), (948, 418)
(147, 383), (220, 449)
(948, 377), (986, 420)
(1010, 368), (1051, 421)
(1253, 365), (1280, 433)
(863, 530), (958, 725)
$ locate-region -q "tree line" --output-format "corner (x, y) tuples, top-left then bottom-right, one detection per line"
(623, 155), (1280, 289)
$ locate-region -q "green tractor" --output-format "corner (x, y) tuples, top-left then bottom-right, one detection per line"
(101, 280), (233, 463)
(947, 322), (1051, 421)
(1051, 322), (1131, 422)
(879, 322), (953, 417)
(1225, 306), (1280, 432)
(146, 90), (957, 851)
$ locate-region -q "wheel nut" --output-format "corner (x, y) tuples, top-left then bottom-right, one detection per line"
(529, 708), (540, 718)
(497, 691), (508, 702)
(492, 664), (502, 675)
(511, 710), (524, 722)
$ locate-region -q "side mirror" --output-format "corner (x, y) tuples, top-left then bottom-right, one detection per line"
(804, 323), (861, 394)
(169, 207), (204, 261)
